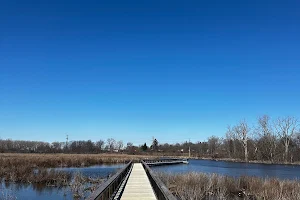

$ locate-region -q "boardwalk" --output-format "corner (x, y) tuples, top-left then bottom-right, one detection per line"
(121, 163), (157, 200)
(145, 159), (188, 166)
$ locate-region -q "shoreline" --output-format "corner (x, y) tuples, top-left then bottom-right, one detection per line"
(2, 152), (300, 166)
(174, 155), (300, 166)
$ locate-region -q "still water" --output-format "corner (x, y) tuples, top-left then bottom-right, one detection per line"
(152, 159), (300, 180)
(0, 164), (124, 200)
(2, 160), (300, 199)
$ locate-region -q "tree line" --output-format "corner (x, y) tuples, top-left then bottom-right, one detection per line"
(0, 138), (122, 154)
(1, 115), (299, 163)
(0, 137), (156, 154)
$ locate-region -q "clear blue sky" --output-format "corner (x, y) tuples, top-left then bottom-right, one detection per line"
(1, 0), (300, 145)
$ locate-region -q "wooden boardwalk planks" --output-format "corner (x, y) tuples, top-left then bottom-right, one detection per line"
(121, 163), (157, 200)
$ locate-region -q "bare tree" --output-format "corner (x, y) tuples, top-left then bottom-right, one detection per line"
(107, 138), (116, 152)
(234, 120), (250, 162)
(275, 116), (299, 163)
(126, 142), (133, 149)
(95, 140), (105, 152)
(117, 140), (124, 151)
(207, 136), (220, 156)
(51, 142), (62, 152)
(126, 142), (134, 153)
(255, 115), (277, 162)
(225, 125), (236, 158)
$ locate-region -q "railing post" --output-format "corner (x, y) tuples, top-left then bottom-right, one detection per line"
(87, 161), (132, 200)
(141, 160), (177, 200)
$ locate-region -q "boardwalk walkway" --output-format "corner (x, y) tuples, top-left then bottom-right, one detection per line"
(121, 163), (157, 200)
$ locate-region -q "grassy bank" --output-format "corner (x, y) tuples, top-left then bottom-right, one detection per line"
(157, 172), (300, 200)
(184, 156), (300, 166)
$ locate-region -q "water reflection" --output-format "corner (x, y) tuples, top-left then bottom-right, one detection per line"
(153, 159), (300, 180)
(55, 164), (125, 178)
(1, 164), (124, 200)
(1, 180), (71, 200)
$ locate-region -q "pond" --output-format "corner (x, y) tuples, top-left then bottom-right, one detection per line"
(3, 160), (300, 199)
(152, 159), (300, 180)
(0, 163), (125, 200)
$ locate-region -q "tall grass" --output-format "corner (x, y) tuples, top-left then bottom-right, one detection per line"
(157, 172), (300, 200)
(0, 153), (155, 199)
(0, 153), (153, 184)
(0, 153), (148, 168)
(70, 172), (105, 199)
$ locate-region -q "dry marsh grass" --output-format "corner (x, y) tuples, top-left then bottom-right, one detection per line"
(0, 153), (156, 198)
(0, 153), (151, 168)
(70, 171), (106, 199)
(157, 172), (300, 200)
(0, 153), (153, 184)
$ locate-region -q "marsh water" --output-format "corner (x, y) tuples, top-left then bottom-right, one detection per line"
(0, 164), (125, 200)
(152, 159), (300, 180)
(2, 159), (300, 199)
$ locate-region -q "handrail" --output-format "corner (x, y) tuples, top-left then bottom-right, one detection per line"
(141, 160), (178, 200)
(87, 161), (133, 200)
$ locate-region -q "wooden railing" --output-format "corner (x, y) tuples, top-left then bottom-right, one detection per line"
(87, 161), (133, 200)
(141, 160), (178, 200)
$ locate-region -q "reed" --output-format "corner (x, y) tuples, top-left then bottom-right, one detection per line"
(157, 172), (300, 200)
(0, 153), (150, 168)
(0, 153), (153, 184)
(0, 165), (72, 186)
(70, 171), (105, 199)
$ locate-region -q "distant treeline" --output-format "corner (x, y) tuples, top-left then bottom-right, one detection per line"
(1, 115), (300, 163)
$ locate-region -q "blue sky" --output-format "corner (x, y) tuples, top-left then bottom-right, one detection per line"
(1, 0), (300, 145)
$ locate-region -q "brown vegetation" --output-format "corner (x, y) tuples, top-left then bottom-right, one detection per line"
(0, 153), (153, 184)
(0, 153), (156, 199)
(70, 172), (105, 199)
(0, 153), (152, 167)
(1, 115), (300, 165)
(157, 172), (300, 200)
